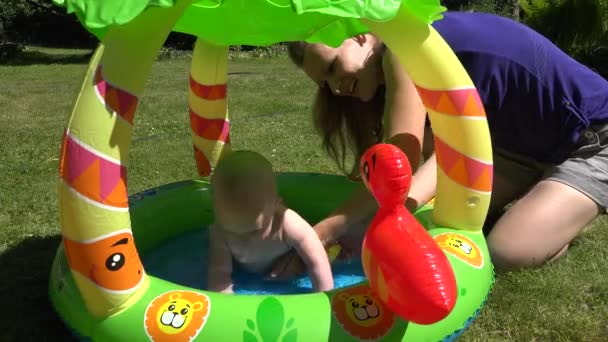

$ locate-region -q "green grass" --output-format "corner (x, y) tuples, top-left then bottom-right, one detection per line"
(1, 48), (607, 341)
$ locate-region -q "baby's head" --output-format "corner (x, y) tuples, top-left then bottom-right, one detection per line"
(210, 151), (278, 233)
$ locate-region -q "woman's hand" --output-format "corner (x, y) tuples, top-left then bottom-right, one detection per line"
(268, 218), (337, 280)
(407, 153), (437, 211)
(268, 184), (376, 279)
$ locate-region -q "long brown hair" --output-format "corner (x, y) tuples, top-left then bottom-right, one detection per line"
(287, 41), (386, 179)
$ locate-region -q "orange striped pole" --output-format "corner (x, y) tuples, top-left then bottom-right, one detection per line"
(189, 39), (231, 178)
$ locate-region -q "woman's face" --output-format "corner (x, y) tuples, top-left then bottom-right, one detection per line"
(301, 34), (384, 102)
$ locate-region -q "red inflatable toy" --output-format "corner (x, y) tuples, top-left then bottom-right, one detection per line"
(360, 143), (457, 324)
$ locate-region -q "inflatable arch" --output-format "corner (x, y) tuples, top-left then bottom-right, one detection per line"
(50, 0), (495, 340)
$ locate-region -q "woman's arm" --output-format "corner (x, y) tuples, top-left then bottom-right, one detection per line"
(269, 48), (435, 279)
(282, 209), (334, 291)
(382, 50), (439, 211)
(381, 50), (428, 172)
(316, 50), (430, 237)
(207, 224), (234, 294)
(313, 185), (377, 245)
(406, 153), (438, 211)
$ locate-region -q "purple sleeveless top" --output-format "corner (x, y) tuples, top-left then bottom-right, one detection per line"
(431, 12), (608, 163)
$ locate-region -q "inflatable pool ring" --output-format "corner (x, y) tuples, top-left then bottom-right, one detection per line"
(49, 0), (495, 341)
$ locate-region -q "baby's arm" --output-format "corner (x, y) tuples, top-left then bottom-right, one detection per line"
(283, 209), (334, 292)
(207, 224), (234, 294)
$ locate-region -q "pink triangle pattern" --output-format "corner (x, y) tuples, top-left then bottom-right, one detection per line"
(434, 136), (460, 172)
(415, 85), (486, 117)
(464, 156), (487, 188)
(64, 135), (98, 184)
(94, 65), (138, 125)
(434, 135), (493, 192)
(415, 86), (442, 108)
(59, 131), (128, 208)
(98, 159), (126, 201)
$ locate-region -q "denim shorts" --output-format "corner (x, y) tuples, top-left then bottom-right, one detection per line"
(494, 123), (608, 212)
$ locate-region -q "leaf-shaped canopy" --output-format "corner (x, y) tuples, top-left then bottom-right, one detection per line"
(52, 0), (446, 47)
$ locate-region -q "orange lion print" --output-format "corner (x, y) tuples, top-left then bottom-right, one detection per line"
(331, 285), (395, 340)
(434, 233), (484, 268)
(144, 290), (211, 342)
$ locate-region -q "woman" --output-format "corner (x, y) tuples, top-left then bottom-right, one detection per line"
(270, 11), (608, 276)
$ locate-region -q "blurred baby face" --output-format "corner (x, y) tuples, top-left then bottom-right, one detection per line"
(301, 34), (384, 102)
(212, 175), (277, 234)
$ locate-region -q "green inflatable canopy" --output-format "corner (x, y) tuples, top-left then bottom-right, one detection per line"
(52, 0), (446, 47)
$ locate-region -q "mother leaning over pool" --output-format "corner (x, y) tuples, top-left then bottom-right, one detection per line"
(270, 11), (608, 277)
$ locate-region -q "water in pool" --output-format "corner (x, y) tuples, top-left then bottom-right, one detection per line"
(142, 227), (367, 295)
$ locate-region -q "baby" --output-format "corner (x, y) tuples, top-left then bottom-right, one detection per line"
(206, 150), (334, 294)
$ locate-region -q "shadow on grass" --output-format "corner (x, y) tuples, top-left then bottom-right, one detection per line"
(0, 235), (76, 341)
(1, 49), (93, 66)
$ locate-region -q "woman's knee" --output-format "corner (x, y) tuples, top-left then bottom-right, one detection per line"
(487, 230), (570, 272)
(485, 180), (599, 272)
(548, 243), (570, 263)
(486, 235), (532, 272)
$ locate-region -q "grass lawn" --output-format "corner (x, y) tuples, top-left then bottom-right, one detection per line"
(0, 48), (606, 341)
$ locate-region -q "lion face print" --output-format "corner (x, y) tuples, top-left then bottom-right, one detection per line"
(346, 294), (381, 327)
(157, 295), (205, 334)
(332, 286), (395, 340)
(145, 291), (210, 342)
(435, 233), (483, 268)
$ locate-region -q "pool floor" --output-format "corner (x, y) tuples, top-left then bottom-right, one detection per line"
(142, 227), (367, 295)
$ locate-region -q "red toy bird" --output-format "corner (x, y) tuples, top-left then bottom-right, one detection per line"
(360, 143), (457, 324)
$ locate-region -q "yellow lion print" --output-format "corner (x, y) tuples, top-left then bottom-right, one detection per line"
(345, 294), (382, 327)
(332, 286), (395, 340)
(438, 235), (474, 256)
(434, 233), (483, 268)
(145, 290), (210, 341)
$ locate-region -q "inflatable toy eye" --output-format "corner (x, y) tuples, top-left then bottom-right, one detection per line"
(365, 298), (373, 305)
(105, 253), (125, 271)
(352, 301), (360, 308)
(363, 162), (370, 182)
(168, 304), (176, 311)
(181, 308), (189, 315)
